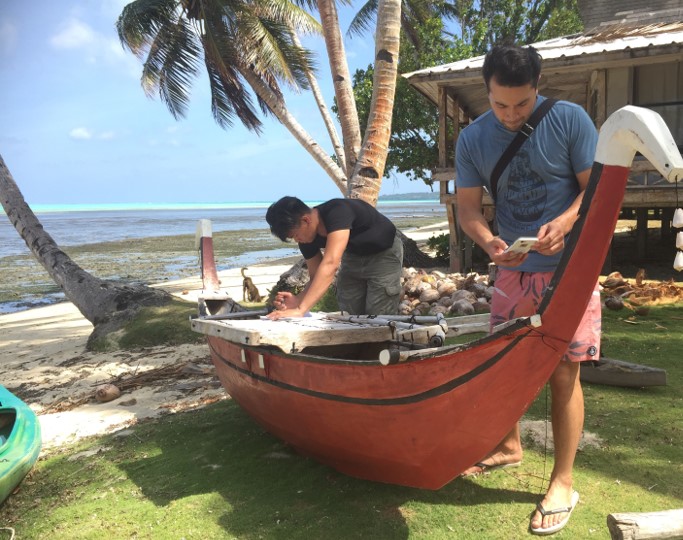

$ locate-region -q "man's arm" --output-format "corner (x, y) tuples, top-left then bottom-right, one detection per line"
(268, 229), (349, 319)
(457, 186), (528, 266)
(534, 167), (591, 256)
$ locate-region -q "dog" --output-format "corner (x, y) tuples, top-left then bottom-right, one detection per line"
(241, 267), (263, 302)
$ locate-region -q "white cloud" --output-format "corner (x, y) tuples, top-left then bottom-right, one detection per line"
(49, 16), (142, 78)
(69, 128), (119, 141)
(0, 20), (17, 56)
(50, 18), (96, 49)
(69, 127), (93, 140)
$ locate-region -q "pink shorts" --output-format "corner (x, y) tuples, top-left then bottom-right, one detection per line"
(490, 268), (601, 362)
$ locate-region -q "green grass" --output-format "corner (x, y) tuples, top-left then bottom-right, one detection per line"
(3, 303), (682, 539)
(118, 300), (204, 349)
(87, 299), (204, 352)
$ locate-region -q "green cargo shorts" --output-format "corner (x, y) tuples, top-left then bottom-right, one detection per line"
(336, 233), (403, 315)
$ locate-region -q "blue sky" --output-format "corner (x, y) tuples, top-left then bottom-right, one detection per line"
(0, 1), (433, 206)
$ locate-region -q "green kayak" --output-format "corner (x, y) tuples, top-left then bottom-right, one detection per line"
(0, 385), (41, 505)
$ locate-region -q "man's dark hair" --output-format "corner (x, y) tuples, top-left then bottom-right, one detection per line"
(482, 45), (542, 90)
(265, 196), (311, 241)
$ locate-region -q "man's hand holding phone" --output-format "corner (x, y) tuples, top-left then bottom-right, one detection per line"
(503, 236), (538, 255)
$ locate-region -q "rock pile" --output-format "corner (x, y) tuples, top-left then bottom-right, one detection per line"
(399, 268), (493, 316)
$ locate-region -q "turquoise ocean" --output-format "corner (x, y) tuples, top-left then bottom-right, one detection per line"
(0, 200), (442, 259)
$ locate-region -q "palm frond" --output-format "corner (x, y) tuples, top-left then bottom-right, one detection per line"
(199, 2), (264, 130)
(237, 16), (311, 91)
(256, 0), (322, 35)
(118, 0), (322, 132)
(203, 47), (263, 132)
(141, 17), (202, 119)
(280, 0), (317, 12)
(347, 0), (379, 38)
(117, 0), (179, 57)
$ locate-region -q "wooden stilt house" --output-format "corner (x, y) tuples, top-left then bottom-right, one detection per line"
(404, 23), (683, 271)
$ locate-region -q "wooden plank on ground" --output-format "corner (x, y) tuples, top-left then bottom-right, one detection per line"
(607, 509), (683, 540)
(580, 357), (667, 388)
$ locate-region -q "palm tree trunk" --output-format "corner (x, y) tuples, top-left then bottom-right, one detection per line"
(290, 29), (347, 178)
(317, 0), (362, 177)
(348, 0), (401, 206)
(0, 155), (171, 346)
(240, 66), (348, 194)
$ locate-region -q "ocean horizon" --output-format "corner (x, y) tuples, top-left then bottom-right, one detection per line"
(19, 196), (439, 215)
(1, 199), (444, 259)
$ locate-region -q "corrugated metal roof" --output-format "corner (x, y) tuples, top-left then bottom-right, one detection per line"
(404, 23), (683, 120)
(404, 23), (683, 82)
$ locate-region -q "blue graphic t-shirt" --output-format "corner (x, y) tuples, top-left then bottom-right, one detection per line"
(455, 96), (598, 272)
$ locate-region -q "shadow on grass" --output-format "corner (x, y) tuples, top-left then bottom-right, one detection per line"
(113, 400), (538, 539)
(10, 304), (681, 538)
(104, 305), (683, 536)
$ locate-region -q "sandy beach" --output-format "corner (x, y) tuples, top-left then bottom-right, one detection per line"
(0, 222), (450, 452)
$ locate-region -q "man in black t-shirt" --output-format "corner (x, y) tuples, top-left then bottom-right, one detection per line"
(265, 196), (403, 318)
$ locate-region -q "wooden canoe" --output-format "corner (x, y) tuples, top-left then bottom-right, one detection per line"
(0, 385), (42, 505)
(191, 106), (683, 489)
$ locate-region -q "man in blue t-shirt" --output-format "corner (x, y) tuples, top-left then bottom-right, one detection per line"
(455, 45), (599, 535)
(265, 196), (403, 318)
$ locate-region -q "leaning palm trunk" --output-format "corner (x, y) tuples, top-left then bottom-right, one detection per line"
(240, 67), (348, 194)
(0, 155), (172, 347)
(290, 30), (347, 177)
(347, 0), (401, 205)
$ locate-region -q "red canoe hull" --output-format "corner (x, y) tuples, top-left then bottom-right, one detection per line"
(206, 164), (629, 489)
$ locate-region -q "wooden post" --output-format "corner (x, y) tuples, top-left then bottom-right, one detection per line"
(636, 208), (648, 259)
(662, 207), (674, 239)
(447, 203), (461, 272)
(438, 86), (448, 169)
(195, 219), (221, 293)
(441, 88), (463, 272)
(589, 69), (607, 128)
(607, 509), (683, 540)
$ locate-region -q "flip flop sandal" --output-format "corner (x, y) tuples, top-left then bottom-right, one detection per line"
(530, 490), (580, 536)
(459, 460), (522, 478)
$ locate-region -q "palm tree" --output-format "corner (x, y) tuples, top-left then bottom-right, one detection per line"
(0, 155), (176, 348)
(346, 0), (401, 203)
(0, 0), (408, 348)
(117, 0), (404, 204)
(117, 0), (348, 193)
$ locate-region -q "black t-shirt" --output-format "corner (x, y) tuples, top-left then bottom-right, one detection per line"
(298, 198), (396, 259)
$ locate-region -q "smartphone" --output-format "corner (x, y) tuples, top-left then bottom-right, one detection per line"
(504, 236), (538, 254)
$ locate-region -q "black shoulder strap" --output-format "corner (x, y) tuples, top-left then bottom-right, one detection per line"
(489, 97), (557, 203)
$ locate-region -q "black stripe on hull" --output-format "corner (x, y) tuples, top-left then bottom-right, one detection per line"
(209, 329), (535, 406)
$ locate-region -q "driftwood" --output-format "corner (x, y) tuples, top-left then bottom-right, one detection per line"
(607, 509), (683, 540)
(580, 357), (667, 387)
